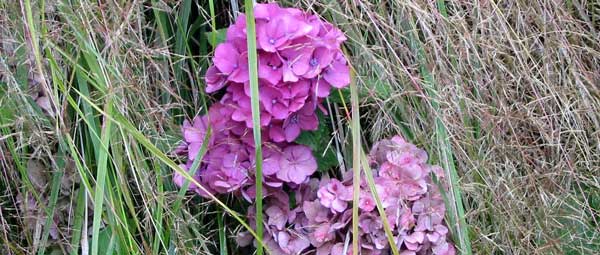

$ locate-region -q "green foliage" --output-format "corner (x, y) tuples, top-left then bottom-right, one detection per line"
(205, 28), (227, 48)
(295, 112), (339, 172)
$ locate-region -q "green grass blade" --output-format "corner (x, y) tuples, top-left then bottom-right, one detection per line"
(344, 69), (401, 255)
(208, 0), (217, 46)
(218, 210), (228, 255)
(360, 153), (399, 255)
(171, 127), (212, 214)
(69, 187), (86, 255)
(91, 100), (114, 255)
(243, 1), (265, 254)
(349, 66), (361, 255)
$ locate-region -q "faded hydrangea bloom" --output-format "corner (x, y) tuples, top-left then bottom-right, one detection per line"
(239, 135), (456, 255)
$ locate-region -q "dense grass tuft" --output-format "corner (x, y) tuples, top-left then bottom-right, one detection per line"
(1, 1), (598, 254)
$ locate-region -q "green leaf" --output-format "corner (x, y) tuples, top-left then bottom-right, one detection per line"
(295, 112), (338, 172)
(205, 28), (227, 48)
(0, 82), (16, 123)
(89, 227), (117, 255)
(328, 88), (350, 105)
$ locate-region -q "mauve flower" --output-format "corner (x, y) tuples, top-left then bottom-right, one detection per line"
(205, 65), (228, 93)
(258, 52), (283, 85)
(359, 191), (376, 212)
(260, 85), (291, 119)
(317, 179), (352, 213)
(254, 3), (284, 21)
(403, 231), (425, 250)
(432, 240), (456, 255)
(229, 90), (273, 128)
(280, 80), (310, 112)
(290, 47), (334, 79)
(260, 145), (283, 176)
(313, 20), (347, 49)
(257, 14), (312, 52)
(172, 162), (201, 191)
(279, 103), (318, 142)
(426, 224), (449, 243)
(205, 153), (250, 193)
(212, 43), (249, 83)
(359, 213), (383, 235)
(208, 101), (241, 132)
(316, 242), (335, 255)
(302, 200), (330, 224)
(266, 205), (288, 230)
(276, 230), (311, 254)
(182, 116), (211, 160)
(277, 145), (317, 184)
(323, 51), (350, 88)
(312, 78), (333, 98)
(311, 222), (335, 245)
(413, 193), (446, 232)
(226, 14), (248, 50)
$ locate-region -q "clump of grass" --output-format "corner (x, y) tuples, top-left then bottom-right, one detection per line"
(1, 1), (598, 255)
(298, 0), (599, 253)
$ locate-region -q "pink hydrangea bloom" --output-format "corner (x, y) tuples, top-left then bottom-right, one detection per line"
(203, 2), (349, 144)
(237, 135), (456, 255)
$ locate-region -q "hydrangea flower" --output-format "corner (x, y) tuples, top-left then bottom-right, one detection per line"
(204, 2), (349, 143)
(237, 136), (456, 255)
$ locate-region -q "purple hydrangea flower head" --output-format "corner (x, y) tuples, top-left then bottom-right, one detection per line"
(203, 2), (350, 145)
(247, 135), (455, 254)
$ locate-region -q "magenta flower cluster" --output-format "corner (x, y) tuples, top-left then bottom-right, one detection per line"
(172, 3), (349, 198)
(172, 102), (318, 198)
(237, 136), (456, 255)
(205, 2), (349, 143)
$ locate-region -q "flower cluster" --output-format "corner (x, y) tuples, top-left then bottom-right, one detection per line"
(171, 3), (455, 255)
(172, 3), (349, 199)
(206, 2), (350, 143)
(238, 136), (456, 255)
(172, 102), (318, 198)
